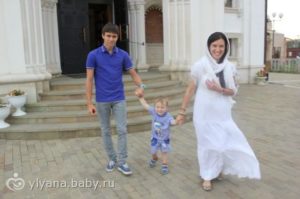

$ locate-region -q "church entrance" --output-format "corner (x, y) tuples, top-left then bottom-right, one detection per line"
(57, 0), (128, 74)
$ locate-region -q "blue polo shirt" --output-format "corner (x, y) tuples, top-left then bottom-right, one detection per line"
(86, 45), (133, 102)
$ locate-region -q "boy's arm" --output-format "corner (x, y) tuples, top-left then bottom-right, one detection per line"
(138, 97), (150, 110)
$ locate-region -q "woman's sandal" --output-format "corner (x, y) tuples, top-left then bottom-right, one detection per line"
(202, 180), (212, 191)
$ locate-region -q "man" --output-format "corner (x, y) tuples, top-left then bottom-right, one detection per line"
(86, 23), (145, 175)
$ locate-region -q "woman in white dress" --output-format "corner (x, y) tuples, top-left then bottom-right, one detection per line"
(176, 32), (261, 191)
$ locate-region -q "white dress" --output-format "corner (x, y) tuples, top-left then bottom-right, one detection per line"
(191, 56), (261, 180)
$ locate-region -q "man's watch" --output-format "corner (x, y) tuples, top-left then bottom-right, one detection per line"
(139, 83), (146, 89)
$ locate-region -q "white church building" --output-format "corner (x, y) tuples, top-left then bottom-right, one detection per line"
(0, 0), (266, 103)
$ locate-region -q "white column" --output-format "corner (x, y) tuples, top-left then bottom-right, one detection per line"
(162, 0), (170, 66)
(20, 0), (49, 75)
(161, 0), (191, 72)
(190, 0), (224, 64)
(135, 1), (148, 70)
(127, 0), (148, 71)
(128, 3), (138, 65)
(0, 0), (51, 103)
(0, 0), (26, 74)
(41, 0), (62, 75)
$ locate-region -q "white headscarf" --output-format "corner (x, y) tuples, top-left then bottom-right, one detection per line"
(191, 32), (238, 95)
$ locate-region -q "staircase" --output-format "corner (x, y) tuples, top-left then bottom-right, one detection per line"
(0, 72), (192, 140)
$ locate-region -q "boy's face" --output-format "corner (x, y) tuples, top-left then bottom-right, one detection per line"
(102, 32), (118, 49)
(155, 102), (168, 116)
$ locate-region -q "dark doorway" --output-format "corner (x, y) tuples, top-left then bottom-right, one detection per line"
(57, 0), (128, 74)
(57, 0), (89, 74)
(88, 4), (112, 50)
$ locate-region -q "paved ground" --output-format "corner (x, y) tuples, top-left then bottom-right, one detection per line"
(1, 72), (300, 199)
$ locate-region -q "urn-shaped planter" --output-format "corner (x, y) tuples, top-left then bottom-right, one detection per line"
(255, 76), (266, 86)
(7, 94), (27, 116)
(0, 104), (11, 128)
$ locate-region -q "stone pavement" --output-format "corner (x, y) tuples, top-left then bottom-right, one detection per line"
(1, 73), (300, 199)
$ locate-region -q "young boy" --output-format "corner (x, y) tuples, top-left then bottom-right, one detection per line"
(136, 95), (177, 174)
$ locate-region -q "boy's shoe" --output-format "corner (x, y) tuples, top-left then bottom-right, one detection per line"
(149, 159), (157, 168)
(106, 160), (116, 172)
(161, 164), (169, 175)
(117, 163), (133, 175)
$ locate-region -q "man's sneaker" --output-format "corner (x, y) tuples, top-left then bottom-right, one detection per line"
(106, 160), (116, 172)
(149, 159), (157, 168)
(161, 164), (169, 175)
(117, 163), (132, 175)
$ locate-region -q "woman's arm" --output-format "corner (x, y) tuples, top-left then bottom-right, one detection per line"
(205, 79), (235, 96)
(176, 80), (196, 124)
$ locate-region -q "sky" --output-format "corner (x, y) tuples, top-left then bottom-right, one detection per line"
(268, 0), (300, 39)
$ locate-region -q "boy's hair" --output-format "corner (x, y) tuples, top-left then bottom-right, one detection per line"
(102, 23), (119, 35)
(154, 97), (169, 107)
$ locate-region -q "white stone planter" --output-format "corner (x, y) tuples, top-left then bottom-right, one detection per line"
(0, 104), (11, 128)
(7, 95), (27, 116)
(255, 76), (266, 86)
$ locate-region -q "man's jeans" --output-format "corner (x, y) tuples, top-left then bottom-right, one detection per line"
(96, 101), (128, 166)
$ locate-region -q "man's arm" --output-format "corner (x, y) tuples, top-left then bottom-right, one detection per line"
(128, 68), (145, 98)
(86, 69), (96, 115)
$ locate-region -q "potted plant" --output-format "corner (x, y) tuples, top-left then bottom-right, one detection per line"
(7, 89), (27, 116)
(255, 69), (267, 85)
(0, 98), (11, 128)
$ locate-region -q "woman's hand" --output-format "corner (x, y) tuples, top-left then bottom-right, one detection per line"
(206, 80), (222, 93)
(176, 114), (185, 125)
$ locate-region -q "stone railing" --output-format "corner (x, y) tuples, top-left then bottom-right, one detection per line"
(271, 58), (300, 73)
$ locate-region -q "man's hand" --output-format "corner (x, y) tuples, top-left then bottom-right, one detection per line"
(87, 104), (96, 116)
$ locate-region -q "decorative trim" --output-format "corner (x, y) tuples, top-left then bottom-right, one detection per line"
(145, 5), (162, 14)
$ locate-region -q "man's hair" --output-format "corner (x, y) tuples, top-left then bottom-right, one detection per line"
(207, 32), (229, 64)
(102, 23), (119, 35)
(154, 97), (169, 107)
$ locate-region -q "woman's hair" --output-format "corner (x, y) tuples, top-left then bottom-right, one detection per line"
(154, 97), (169, 107)
(102, 23), (119, 35)
(207, 32), (228, 63)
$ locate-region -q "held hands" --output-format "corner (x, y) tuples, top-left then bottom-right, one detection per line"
(176, 114), (185, 125)
(205, 80), (222, 93)
(135, 87), (144, 98)
(176, 107), (187, 125)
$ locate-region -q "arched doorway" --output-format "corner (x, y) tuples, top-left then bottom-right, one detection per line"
(145, 6), (163, 66)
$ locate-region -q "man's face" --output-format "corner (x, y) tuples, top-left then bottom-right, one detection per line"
(102, 32), (118, 49)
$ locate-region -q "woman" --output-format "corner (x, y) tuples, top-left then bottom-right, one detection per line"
(176, 32), (261, 191)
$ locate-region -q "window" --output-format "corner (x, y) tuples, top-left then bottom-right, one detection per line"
(228, 38), (238, 59)
(225, 0), (233, 8)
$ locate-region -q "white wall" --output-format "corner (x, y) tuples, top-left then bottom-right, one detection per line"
(0, 0), (26, 75)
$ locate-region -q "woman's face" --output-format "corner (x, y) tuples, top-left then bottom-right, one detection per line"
(209, 38), (226, 62)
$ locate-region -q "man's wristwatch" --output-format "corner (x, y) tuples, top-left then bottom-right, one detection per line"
(139, 83), (146, 89)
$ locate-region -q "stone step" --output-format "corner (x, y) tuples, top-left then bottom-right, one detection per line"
(7, 98), (187, 124)
(50, 73), (170, 91)
(0, 109), (193, 140)
(40, 80), (180, 101)
(0, 72), (192, 140)
(26, 88), (185, 112)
